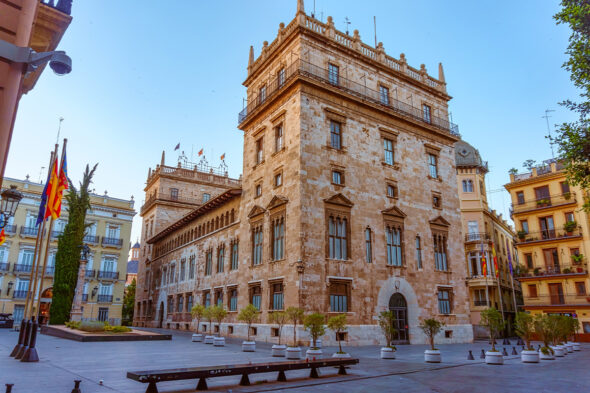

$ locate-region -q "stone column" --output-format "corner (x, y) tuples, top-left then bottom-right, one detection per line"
(69, 258), (87, 322)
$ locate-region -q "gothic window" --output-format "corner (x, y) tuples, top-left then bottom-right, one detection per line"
(252, 223), (263, 265)
(230, 240), (239, 270)
(250, 285), (262, 310)
(433, 233), (448, 271)
(272, 216), (285, 261)
(438, 288), (452, 314)
(386, 224), (403, 266)
(270, 282), (284, 310)
(275, 124), (284, 152)
(330, 120), (342, 149)
(205, 249), (212, 276)
(217, 245), (225, 273)
(328, 215), (348, 260)
(329, 281), (350, 312)
(383, 138), (394, 165)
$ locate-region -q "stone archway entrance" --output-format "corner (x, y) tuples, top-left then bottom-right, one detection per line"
(158, 302), (164, 328)
(39, 287), (53, 325)
(389, 293), (409, 344)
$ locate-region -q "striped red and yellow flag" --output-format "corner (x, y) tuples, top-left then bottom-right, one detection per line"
(0, 228), (6, 246)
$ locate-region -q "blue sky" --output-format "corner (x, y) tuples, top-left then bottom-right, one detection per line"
(5, 1), (578, 242)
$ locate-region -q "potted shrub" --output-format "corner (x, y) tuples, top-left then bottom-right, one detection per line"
(269, 311), (288, 357)
(285, 307), (304, 359)
(238, 304), (259, 352)
(571, 254), (584, 265)
(567, 317), (581, 351)
(328, 314), (350, 358)
(564, 221), (577, 236)
(378, 311), (397, 359)
(534, 314), (555, 360)
(304, 313), (326, 359)
(480, 307), (506, 365)
(212, 305), (228, 347)
(419, 318), (444, 363)
(514, 312), (539, 363)
(191, 304), (206, 342)
(517, 230), (527, 240)
(203, 307), (215, 344)
(563, 191), (571, 200)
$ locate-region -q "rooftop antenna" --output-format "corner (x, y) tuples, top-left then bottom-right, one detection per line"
(344, 17), (351, 35)
(55, 117), (64, 144)
(38, 166), (45, 183)
(542, 109), (556, 158)
(312, 0), (315, 18)
(374, 16), (377, 47)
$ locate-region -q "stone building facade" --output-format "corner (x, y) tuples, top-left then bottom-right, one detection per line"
(455, 140), (521, 338)
(134, 1), (473, 345)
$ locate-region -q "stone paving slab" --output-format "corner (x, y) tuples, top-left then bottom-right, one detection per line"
(1, 328), (589, 393)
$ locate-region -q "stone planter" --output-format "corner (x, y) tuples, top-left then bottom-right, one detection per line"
(380, 347), (396, 359)
(521, 349), (539, 363)
(573, 342), (581, 351)
(539, 348), (555, 360)
(204, 335), (215, 345)
(191, 333), (203, 342)
(332, 352), (351, 358)
(564, 342), (574, 353)
(286, 347), (302, 359)
(271, 344), (286, 357)
(550, 345), (565, 357)
(485, 351), (504, 365)
(305, 348), (323, 360)
(424, 349), (441, 363)
(213, 337), (225, 347)
(242, 341), (256, 352)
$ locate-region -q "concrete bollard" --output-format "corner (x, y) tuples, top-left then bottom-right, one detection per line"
(516, 338), (524, 346)
(468, 350), (474, 360)
(71, 380), (82, 393)
(480, 349), (485, 359)
(5, 384), (14, 393)
(512, 347), (517, 355)
(502, 347), (508, 356)
(502, 338), (510, 345)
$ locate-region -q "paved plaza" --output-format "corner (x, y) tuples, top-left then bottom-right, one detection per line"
(1, 328), (589, 392)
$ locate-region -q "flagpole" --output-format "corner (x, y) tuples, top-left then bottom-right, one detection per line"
(35, 139), (67, 323)
(481, 241), (489, 308)
(508, 244), (518, 313)
(24, 146), (57, 320)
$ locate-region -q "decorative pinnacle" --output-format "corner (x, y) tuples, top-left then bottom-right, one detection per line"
(248, 46), (254, 68)
(297, 0), (304, 14)
(160, 150), (165, 166)
(438, 62), (446, 83)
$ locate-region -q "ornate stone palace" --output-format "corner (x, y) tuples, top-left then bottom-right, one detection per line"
(133, 0), (473, 345)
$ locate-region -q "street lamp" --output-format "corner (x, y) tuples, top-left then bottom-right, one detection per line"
(0, 185), (22, 229)
(0, 39), (72, 76)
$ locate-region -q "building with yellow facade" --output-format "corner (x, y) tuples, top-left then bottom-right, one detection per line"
(455, 140), (521, 338)
(0, 176), (135, 325)
(506, 160), (590, 341)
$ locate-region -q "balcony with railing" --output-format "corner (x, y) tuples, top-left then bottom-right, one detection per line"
(4, 225), (16, 235)
(516, 226), (582, 245)
(464, 232), (491, 243)
(13, 264), (32, 273)
(20, 226), (39, 238)
(473, 300), (488, 307)
(511, 192), (577, 215)
(13, 290), (27, 299)
(101, 237), (123, 248)
(523, 293), (590, 307)
(97, 294), (113, 303)
(516, 262), (588, 280)
(97, 270), (119, 280)
(45, 266), (55, 276)
(85, 269), (96, 278)
(0, 262), (9, 272)
(83, 235), (99, 244)
(239, 59), (460, 138)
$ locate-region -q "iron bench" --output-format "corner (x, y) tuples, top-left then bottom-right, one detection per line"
(127, 357), (360, 392)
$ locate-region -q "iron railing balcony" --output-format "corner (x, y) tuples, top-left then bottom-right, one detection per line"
(516, 226), (582, 244)
(13, 264), (32, 273)
(85, 269), (96, 278)
(20, 226), (38, 237)
(0, 262), (9, 272)
(473, 300), (488, 307)
(83, 235), (99, 244)
(516, 263), (587, 279)
(82, 294), (88, 302)
(45, 266), (55, 276)
(4, 225), (16, 235)
(13, 290), (27, 299)
(464, 232), (491, 242)
(238, 59), (460, 137)
(512, 192), (576, 215)
(41, 0), (72, 15)
(523, 293), (589, 306)
(97, 294), (113, 303)
(51, 230), (64, 239)
(97, 270), (119, 280)
(101, 237), (123, 248)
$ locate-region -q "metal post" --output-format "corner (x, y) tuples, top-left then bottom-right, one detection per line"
(9, 320), (26, 357)
(20, 320), (38, 362)
(14, 318), (32, 359)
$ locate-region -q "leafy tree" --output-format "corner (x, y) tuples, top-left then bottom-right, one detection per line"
(534, 314), (554, 353)
(514, 312), (535, 350)
(378, 311), (397, 349)
(203, 306), (214, 335)
(523, 159), (537, 171)
(285, 306), (304, 347)
(327, 314), (347, 353)
(212, 305), (227, 337)
(304, 312), (326, 349)
(480, 307), (506, 352)
(419, 318), (444, 351)
(50, 164), (98, 325)
(191, 304), (206, 334)
(269, 311), (288, 345)
(552, 1), (590, 211)
(238, 304), (259, 341)
(122, 278), (136, 325)
(508, 168), (519, 175)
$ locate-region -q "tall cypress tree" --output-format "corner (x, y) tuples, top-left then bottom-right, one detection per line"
(50, 164), (97, 325)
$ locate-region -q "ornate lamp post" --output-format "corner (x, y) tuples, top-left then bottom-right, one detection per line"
(0, 185), (22, 228)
